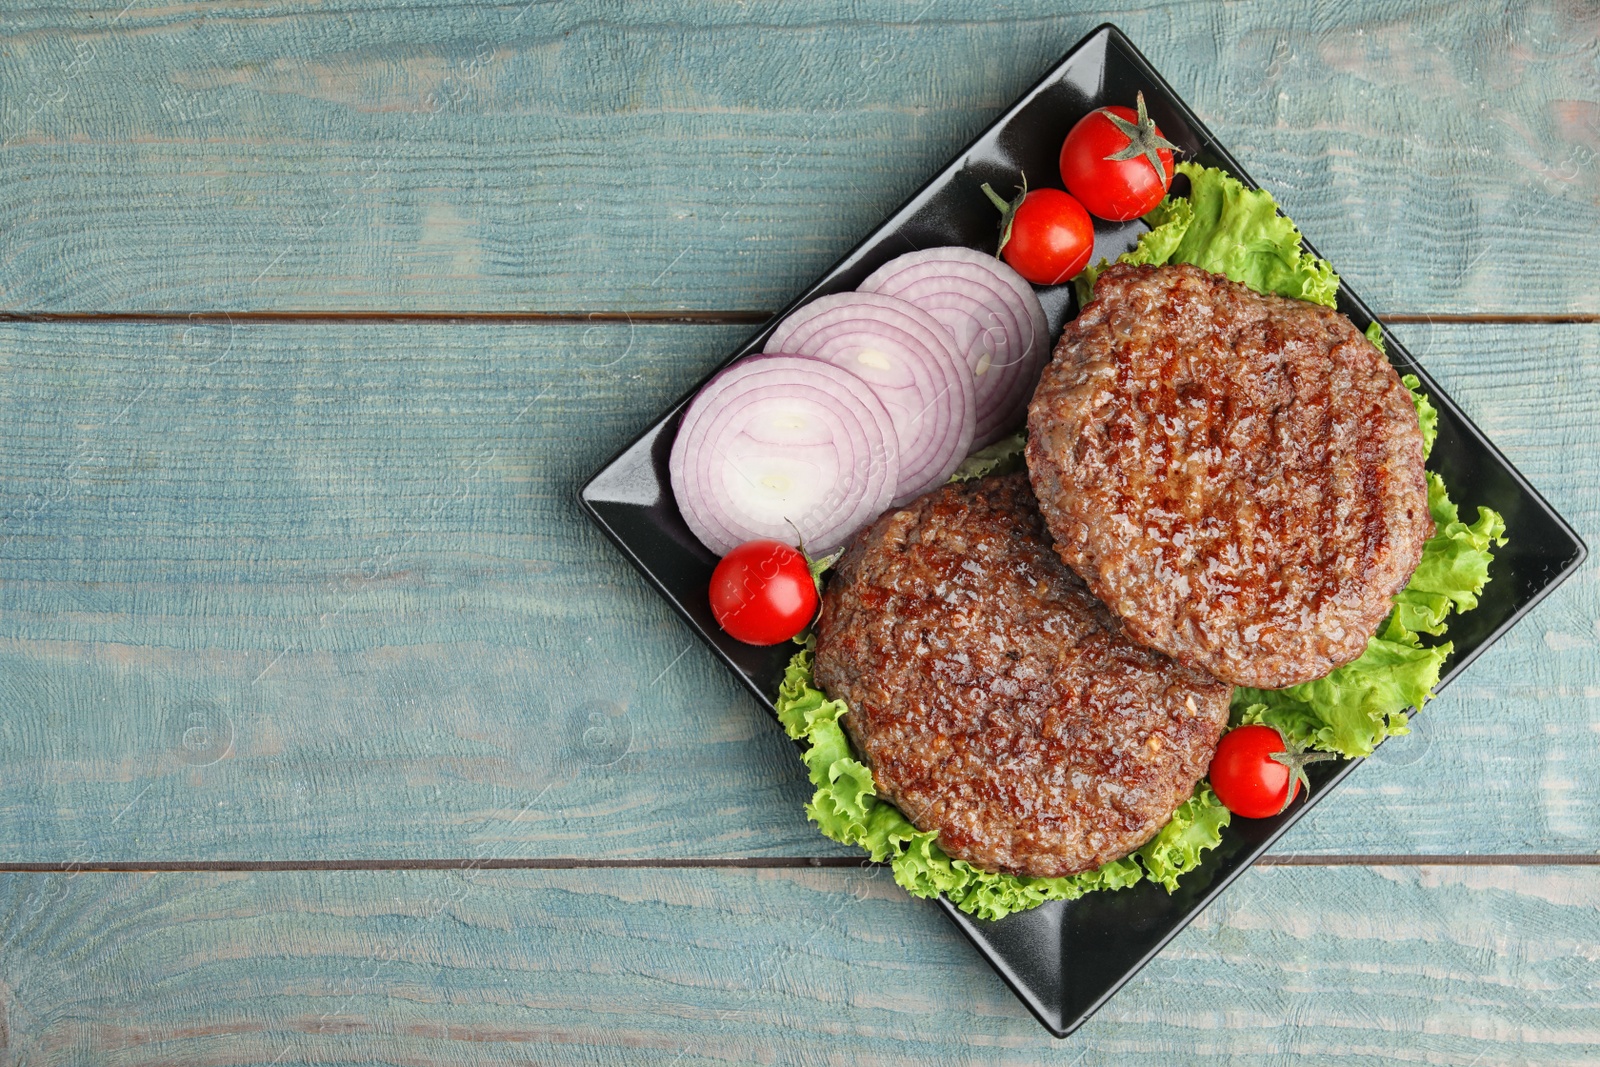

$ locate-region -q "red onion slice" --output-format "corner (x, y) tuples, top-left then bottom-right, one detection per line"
(859, 247), (1050, 448)
(764, 292), (975, 504)
(669, 354), (899, 556)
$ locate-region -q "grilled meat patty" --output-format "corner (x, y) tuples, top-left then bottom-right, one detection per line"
(1027, 263), (1431, 690)
(813, 473), (1231, 878)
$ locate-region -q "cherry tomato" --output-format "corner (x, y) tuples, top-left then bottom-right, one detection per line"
(709, 539), (818, 646)
(997, 188), (1094, 286)
(1060, 91), (1177, 222)
(1208, 724), (1333, 819)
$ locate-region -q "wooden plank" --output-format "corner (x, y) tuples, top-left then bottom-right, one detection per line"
(0, 320), (1590, 861)
(1, 1), (1596, 314)
(0, 865), (1596, 1063)
(0, 318), (834, 862)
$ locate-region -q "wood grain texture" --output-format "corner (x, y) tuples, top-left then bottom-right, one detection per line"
(0, 865), (1596, 1065)
(1, 1), (1598, 314)
(0, 319), (835, 862)
(0, 318), (1591, 861)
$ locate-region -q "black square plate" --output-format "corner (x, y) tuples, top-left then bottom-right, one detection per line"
(579, 24), (1587, 1037)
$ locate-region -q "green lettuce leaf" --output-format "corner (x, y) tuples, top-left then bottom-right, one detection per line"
(1136, 785), (1232, 892)
(1135, 194), (1197, 262)
(775, 640), (1230, 920)
(948, 431), (1026, 482)
(1168, 162), (1339, 306)
(1402, 373), (1439, 459)
(1391, 472), (1507, 635)
(1076, 163), (1338, 308)
(1235, 620), (1441, 757)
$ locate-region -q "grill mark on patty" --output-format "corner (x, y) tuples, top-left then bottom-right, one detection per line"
(1026, 263), (1431, 689)
(813, 473), (1232, 878)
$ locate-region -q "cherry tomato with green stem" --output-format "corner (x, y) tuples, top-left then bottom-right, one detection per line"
(1208, 723), (1335, 819)
(981, 179), (1094, 286)
(1059, 90), (1178, 222)
(708, 539), (820, 646)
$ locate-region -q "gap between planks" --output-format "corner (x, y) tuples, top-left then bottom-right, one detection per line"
(0, 311), (1597, 326)
(0, 855), (1595, 873)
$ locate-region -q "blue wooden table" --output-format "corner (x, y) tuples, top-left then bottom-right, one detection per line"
(0, 2), (1596, 1062)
